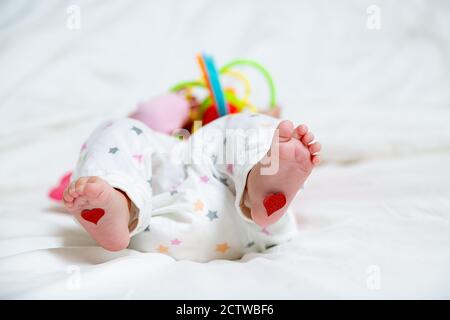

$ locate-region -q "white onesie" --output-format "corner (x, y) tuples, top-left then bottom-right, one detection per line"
(72, 112), (297, 262)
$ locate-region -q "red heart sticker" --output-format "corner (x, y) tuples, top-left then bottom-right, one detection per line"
(81, 208), (105, 224)
(263, 192), (286, 216)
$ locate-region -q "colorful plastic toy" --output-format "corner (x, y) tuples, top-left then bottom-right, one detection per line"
(169, 53), (278, 130)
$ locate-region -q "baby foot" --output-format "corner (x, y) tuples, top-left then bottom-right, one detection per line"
(245, 120), (321, 227)
(63, 176), (131, 251)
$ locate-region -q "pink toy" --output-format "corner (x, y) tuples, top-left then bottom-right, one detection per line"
(129, 93), (190, 135)
(48, 172), (72, 202)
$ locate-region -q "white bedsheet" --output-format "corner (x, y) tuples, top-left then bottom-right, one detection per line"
(0, 0), (449, 299)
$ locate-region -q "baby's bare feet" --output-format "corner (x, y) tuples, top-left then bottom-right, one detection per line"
(63, 176), (131, 251)
(246, 120), (321, 227)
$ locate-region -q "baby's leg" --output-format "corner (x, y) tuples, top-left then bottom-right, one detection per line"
(208, 113), (320, 228)
(63, 176), (132, 251)
(63, 119), (157, 251)
(245, 120), (320, 227)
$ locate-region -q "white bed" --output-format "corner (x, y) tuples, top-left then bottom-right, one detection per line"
(0, 0), (449, 299)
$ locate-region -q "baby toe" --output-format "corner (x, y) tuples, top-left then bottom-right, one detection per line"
(68, 182), (79, 198)
(301, 132), (315, 145)
(309, 142), (321, 154)
(63, 188), (74, 206)
(311, 155), (321, 165)
(75, 177), (89, 195)
(295, 124), (308, 138)
(277, 120), (294, 141)
(87, 176), (103, 184)
(84, 180), (106, 199)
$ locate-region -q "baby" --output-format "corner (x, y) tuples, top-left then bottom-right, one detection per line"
(63, 113), (320, 262)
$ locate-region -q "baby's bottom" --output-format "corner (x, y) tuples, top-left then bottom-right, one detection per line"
(63, 113), (320, 261)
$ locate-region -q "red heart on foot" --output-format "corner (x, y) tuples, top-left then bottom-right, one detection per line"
(263, 192), (286, 216)
(81, 208), (105, 224)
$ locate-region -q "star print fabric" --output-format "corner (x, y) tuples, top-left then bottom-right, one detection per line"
(71, 114), (297, 262)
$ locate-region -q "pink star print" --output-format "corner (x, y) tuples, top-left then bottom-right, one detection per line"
(171, 238), (182, 245)
(200, 175), (209, 183)
(261, 227), (271, 236)
(103, 121), (113, 129)
(226, 164), (234, 174)
(132, 154), (143, 163)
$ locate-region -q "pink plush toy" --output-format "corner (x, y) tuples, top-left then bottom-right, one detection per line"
(48, 172), (72, 202)
(129, 93), (190, 135)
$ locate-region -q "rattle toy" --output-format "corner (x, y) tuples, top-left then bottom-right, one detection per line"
(169, 53), (278, 131)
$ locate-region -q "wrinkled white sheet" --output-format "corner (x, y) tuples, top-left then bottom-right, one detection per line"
(0, 0), (449, 299)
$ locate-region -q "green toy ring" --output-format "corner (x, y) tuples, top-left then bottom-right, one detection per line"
(170, 59), (277, 110)
(170, 80), (206, 93)
(219, 59), (277, 109)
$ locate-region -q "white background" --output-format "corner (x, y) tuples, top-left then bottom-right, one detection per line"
(0, 0), (449, 298)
